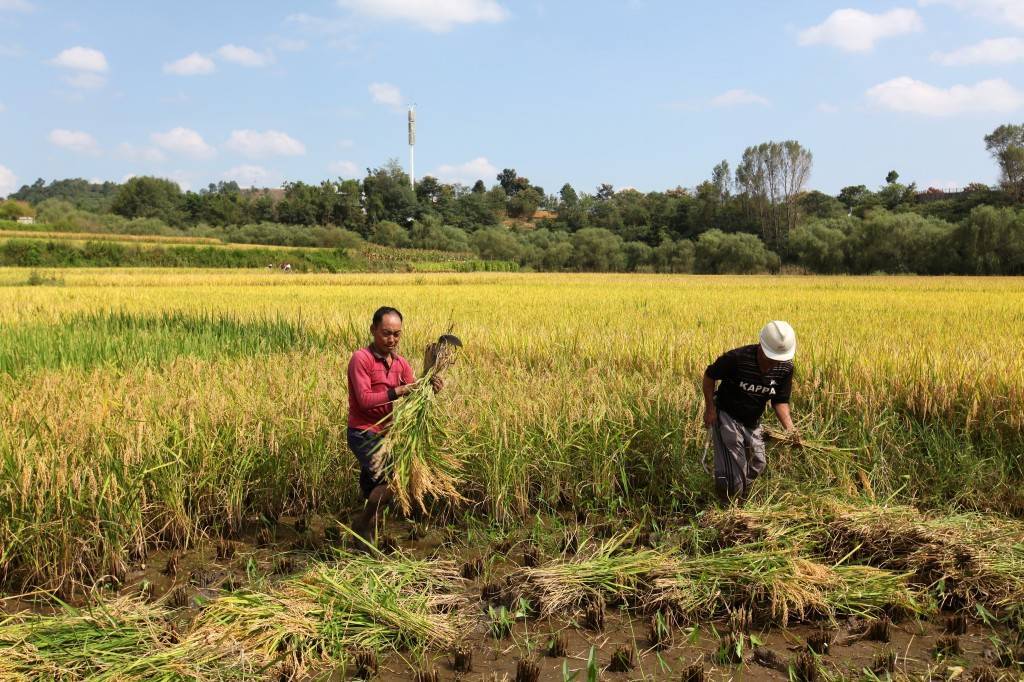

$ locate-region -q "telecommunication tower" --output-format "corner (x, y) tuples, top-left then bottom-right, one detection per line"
(408, 105), (416, 189)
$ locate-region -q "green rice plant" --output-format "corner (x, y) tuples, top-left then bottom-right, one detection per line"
(0, 597), (220, 681)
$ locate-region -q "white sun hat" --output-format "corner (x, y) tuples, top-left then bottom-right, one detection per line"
(760, 321), (796, 361)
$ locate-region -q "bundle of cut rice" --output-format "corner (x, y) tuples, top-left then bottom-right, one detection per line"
(372, 335), (467, 515)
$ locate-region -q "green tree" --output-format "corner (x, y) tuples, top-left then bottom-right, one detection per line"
(409, 215), (471, 252)
(735, 140), (813, 248)
(275, 181), (318, 225)
(711, 160), (732, 198)
(415, 176), (444, 205)
(984, 124), (1024, 200)
(508, 187), (542, 220)
(622, 240), (654, 271)
(364, 160), (418, 225)
(471, 227), (523, 261)
(838, 185), (872, 210)
(110, 176), (185, 225)
(596, 183), (615, 201)
(847, 210), (956, 274)
(787, 219), (850, 273)
(370, 220), (410, 247)
(0, 199), (34, 220)
(951, 205), (1024, 275)
(572, 227), (625, 271)
(694, 229), (779, 273)
(886, 170), (900, 185)
(653, 237), (695, 273)
(798, 191), (846, 219)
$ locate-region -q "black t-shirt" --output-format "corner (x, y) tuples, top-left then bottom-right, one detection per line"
(705, 344), (793, 428)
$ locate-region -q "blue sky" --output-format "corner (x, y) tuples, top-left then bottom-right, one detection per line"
(2, 0), (1023, 199)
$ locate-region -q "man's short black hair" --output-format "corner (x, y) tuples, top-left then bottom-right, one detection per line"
(372, 306), (403, 326)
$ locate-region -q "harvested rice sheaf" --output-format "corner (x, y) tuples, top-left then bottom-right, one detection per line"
(823, 504), (1024, 612)
(372, 342), (467, 516)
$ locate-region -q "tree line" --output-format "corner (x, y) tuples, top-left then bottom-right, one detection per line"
(4, 123), (1024, 274)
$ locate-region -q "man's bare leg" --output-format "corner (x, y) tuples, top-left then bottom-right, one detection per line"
(353, 484), (393, 544)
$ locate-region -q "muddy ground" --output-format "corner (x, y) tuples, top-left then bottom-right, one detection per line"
(2, 512), (1020, 681)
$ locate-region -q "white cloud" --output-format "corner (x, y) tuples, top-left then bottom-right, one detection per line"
(151, 127), (216, 159)
(225, 130), (306, 158)
(866, 76), (1024, 115)
(328, 160), (360, 177)
(0, 101), (5, 113)
(920, 0), (1024, 29)
(799, 8), (923, 52)
(271, 37), (308, 52)
(337, 0), (508, 32)
(164, 52), (215, 75)
(49, 129), (100, 154)
(50, 46), (108, 72)
(223, 164), (280, 188)
(286, 12), (353, 35)
(0, 164), (17, 198)
(0, 0), (33, 12)
(0, 44), (24, 57)
(431, 156), (497, 184)
(65, 72), (106, 89)
(709, 89), (770, 108)
(817, 101), (840, 113)
(369, 82), (403, 109)
(338, 138), (355, 149)
(116, 143), (166, 163)
(166, 172), (193, 192)
(217, 44), (274, 67)
(932, 37), (1024, 65)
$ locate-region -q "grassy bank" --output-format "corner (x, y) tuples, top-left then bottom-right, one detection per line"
(0, 234), (518, 272)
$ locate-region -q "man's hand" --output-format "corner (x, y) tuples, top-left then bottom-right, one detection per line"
(703, 405), (718, 428)
(787, 428), (802, 447)
(430, 374), (444, 393)
(395, 383), (416, 398)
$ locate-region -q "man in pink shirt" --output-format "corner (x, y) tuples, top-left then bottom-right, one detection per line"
(348, 306), (442, 542)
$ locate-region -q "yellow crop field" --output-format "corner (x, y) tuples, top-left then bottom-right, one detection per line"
(1, 269), (1022, 680)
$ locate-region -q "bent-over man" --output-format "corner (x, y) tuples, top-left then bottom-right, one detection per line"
(347, 306), (441, 542)
(702, 321), (798, 505)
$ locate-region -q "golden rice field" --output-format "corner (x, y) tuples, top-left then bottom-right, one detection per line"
(1, 269), (1023, 681)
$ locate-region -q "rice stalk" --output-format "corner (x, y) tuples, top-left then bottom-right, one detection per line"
(372, 340), (466, 515)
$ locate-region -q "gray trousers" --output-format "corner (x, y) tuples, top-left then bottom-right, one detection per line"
(711, 409), (766, 500)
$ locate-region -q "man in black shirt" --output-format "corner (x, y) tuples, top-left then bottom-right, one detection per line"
(702, 321), (798, 505)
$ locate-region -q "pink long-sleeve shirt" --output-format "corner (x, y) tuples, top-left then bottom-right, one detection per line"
(347, 346), (415, 432)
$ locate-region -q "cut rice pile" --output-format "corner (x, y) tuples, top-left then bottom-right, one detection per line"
(373, 338), (467, 515)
